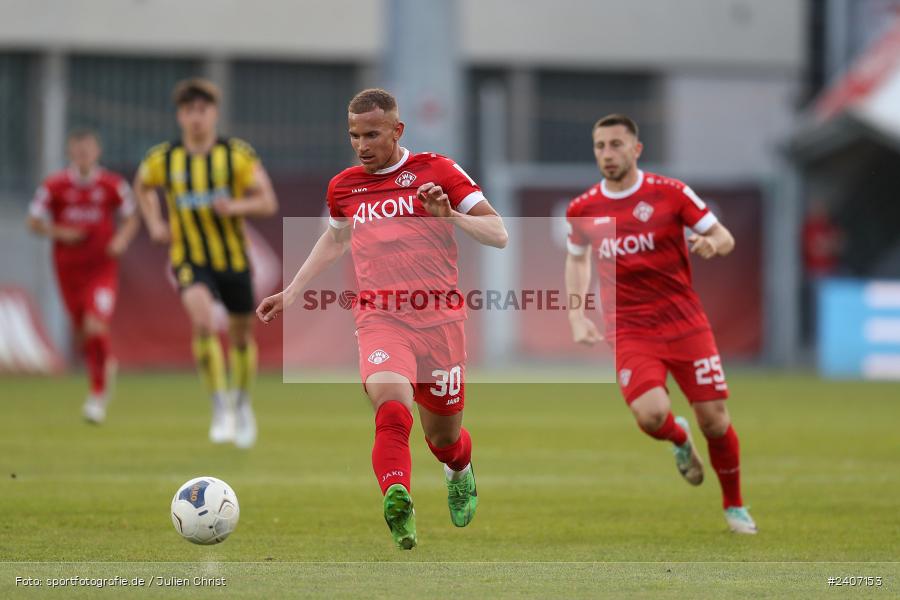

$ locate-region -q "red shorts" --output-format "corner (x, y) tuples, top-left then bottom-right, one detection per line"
(356, 316), (467, 416)
(615, 329), (729, 405)
(55, 262), (118, 328)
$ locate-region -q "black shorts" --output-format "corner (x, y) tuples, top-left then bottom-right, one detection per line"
(173, 263), (254, 314)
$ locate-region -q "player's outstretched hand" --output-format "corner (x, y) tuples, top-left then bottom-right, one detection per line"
(148, 221), (171, 245)
(212, 197), (234, 217)
(257, 291), (285, 324)
(570, 315), (603, 346)
(688, 234), (717, 259)
(106, 236), (128, 257)
(417, 182), (452, 217)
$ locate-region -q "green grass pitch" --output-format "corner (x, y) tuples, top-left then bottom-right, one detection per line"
(1, 371), (897, 598)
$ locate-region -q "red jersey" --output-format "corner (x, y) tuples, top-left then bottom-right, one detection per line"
(30, 167), (135, 271)
(566, 170), (719, 341)
(327, 149), (485, 329)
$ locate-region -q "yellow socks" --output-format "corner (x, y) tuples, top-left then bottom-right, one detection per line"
(229, 341), (257, 404)
(192, 334), (227, 400)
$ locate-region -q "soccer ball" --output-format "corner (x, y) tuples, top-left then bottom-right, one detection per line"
(171, 476), (240, 545)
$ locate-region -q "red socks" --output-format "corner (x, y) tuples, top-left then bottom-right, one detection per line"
(642, 413), (744, 508)
(83, 334), (109, 395)
(640, 412), (688, 446)
(426, 427), (472, 472)
(372, 401), (413, 494)
(372, 403), (473, 494)
(706, 424), (743, 508)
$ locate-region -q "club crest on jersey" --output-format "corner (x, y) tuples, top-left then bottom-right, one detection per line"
(368, 349), (390, 365)
(633, 201), (654, 223)
(395, 171), (417, 187)
(91, 188), (105, 203)
(619, 369), (632, 387)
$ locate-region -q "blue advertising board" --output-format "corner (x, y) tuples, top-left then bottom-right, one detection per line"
(818, 278), (900, 379)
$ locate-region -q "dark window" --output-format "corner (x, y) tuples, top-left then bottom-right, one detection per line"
(68, 55), (202, 168)
(230, 61), (358, 173)
(536, 70), (663, 164)
(0, 53), (35, 194)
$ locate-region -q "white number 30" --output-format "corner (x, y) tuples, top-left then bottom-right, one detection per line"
(430, 365), (462, 396)
(693, 355), (725, 385)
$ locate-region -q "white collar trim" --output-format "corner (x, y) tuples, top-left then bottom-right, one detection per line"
(374, 147), (410, 175)
(601, 169), (644, 199)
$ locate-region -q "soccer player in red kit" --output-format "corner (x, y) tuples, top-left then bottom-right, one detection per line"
(27, 129), (140, 423)
(565, 114), (757, 534)
(257, 89), (508, 549)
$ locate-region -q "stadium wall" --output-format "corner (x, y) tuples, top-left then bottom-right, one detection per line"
(0, 0), (805, 70)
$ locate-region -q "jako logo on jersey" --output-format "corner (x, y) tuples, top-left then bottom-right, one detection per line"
(597, 233), (655, 259)
(368, 349), (390, 365)
(446, 397), (460, 406)
(352, 187), (367, 193)
(352, 195), (415, 228)
(633, 201), (654, 222)
(619, 369), (632, 387)
(395, 171), (417, 187)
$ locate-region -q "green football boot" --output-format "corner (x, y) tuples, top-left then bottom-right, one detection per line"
(445, 465), (478, 527)
(724, 506), (758, 534)
(673, 416), (704, 485)
(383, 483), (417, 549)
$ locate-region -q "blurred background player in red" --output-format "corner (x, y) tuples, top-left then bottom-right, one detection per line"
(257, 89), (508, 549)
(27, 129), (140, 423)
(801, 198), (845, 342)
(565, 114), (756, 534)
(802, 199), (844, 278)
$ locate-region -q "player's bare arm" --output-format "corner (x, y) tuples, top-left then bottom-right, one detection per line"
(212, 163), (279, 218)
(417, 182), (508, 249)
(688, 222), (735, 259)
(256, 224), (351, 323)
(133, 176), (170, 244)
(565, 250), (602, 345)
(106, 210), (141, 257)
(26, 215), (87, 245)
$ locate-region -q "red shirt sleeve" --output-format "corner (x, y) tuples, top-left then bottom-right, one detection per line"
(111, 174), (136, 217)
(432, 156), (485, 214)
(565, 195), (590, 255)
(326, 175), (349, 229)
(676, 182), (718, 233)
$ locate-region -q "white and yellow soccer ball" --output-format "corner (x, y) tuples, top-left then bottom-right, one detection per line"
(171, 476), (240, 545)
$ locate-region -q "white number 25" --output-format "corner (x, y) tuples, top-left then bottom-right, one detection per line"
(693, 355), (725, 385)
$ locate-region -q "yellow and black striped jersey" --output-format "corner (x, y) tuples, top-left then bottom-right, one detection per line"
(138, 137), (259, 272)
